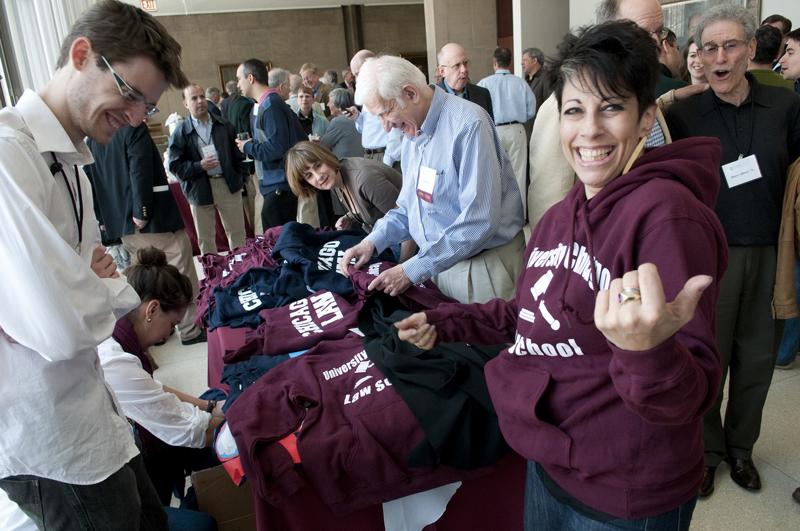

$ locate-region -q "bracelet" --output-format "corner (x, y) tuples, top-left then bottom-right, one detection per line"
(205, 399), (217, 414)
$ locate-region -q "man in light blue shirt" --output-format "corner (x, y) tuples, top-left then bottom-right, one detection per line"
(348, 49), (402, 167)
(478, 47), (536, 221)
(342, 55), (524, 304)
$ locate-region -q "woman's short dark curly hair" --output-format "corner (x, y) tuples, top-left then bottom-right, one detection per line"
(547, 20), (659, 118)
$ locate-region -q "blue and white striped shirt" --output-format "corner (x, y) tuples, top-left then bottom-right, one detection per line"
(477, 69), (536, 124)
(366, 86), (523, 283)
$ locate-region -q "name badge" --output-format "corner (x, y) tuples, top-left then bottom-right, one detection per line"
(201, 144), (218, 159)
(722, 155), (762, 189)
(416, 166), (437, 203)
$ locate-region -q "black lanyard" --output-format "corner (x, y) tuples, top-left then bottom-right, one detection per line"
(713, 94), (756, 160)
(50, 153), (83, 251)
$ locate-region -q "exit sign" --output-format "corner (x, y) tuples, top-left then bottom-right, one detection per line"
(141, 0), (157, 11)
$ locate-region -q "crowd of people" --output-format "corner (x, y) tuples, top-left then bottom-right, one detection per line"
(1, 0), (799, 529)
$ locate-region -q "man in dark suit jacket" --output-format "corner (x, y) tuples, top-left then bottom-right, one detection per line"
(205, 86), (223, 118)
(436, 42), (494, 121)
(522, 47), (550, 116)
(222, 80), (258, 229)
(169, 84), (248, 255)
(85, 123), (206, 346)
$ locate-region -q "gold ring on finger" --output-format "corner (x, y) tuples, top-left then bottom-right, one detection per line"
(618, 287), (641, 305)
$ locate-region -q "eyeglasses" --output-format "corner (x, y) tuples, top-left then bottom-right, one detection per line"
(101, 55), (159, 117)
(700, 39), (748, 56)
(441, 59), (470, 70)
(650, 27), (670, 42)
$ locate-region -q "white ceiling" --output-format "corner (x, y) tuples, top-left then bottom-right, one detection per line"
(123, 0), (422, 17)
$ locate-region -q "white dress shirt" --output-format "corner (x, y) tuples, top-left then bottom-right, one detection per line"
(98, 337), (211, 448)
(0, 90), (140, 484)
(355, 109), (403, 166)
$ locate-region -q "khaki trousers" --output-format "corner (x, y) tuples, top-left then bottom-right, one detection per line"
(121, 230), (202, 341)
(189, 177), (246, 255)
(297, 194), (321, 228)
(242, 173), (261, 235)
(496, 123), (528, 220)
(363, 150), (385, 162)
(435, 231), (525, 304)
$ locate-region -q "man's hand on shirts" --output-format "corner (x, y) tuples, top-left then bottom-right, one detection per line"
(133, 217), (148, 230)
(395, 312), (437, 350)
(368, 264), (412, 297)
(235, 138), (251, 153)
(340, 239), (376, 277)
(91, 245), (119, 279)
(200, 155), (220, 171)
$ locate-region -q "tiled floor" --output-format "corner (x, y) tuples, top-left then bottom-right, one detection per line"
(151, 307), (800, 530)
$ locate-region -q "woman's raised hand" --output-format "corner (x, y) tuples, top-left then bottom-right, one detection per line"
(594, 263), (712, 351)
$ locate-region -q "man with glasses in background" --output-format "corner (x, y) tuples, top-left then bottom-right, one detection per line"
(666, 4), (800, 499)
(435, 43), (494, 120)
(0, 0), (188, 528)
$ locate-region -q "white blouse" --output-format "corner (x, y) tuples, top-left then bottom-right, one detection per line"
(98, 337), (211, 448)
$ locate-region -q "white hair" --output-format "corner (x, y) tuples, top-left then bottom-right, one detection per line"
(694, 4), (757, 46)
(354, 55), (427, 108)
(268, 68), (289, 88)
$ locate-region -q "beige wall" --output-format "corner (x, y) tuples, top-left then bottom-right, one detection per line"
(424, 0), (498, 82)
(154, 5), (425, 124)
(514, 0), (569, 75)
(362, 5), (427, 57)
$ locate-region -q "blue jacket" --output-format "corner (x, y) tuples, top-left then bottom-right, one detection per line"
(246, 92), (306, 195)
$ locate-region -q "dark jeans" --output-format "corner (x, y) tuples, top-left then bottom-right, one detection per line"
(164, 508), (217, 531)
(0, 455), (167, 531)
(141, 441), (219, 508)
(524, 461), (697, 531)
(261, 189), (297, 230)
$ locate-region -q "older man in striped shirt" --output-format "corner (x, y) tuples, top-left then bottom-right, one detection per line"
(341, 55), (524, 304)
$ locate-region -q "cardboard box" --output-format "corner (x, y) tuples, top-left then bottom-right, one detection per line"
(192, 464), (256, 531)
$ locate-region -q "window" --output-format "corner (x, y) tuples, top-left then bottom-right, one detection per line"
(2, 0), (95, 92)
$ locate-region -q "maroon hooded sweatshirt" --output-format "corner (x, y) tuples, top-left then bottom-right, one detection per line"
(425, 137), (728, 519)
(225, 334), (474, 516)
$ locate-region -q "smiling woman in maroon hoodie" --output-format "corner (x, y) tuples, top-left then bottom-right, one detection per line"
(396, 20), (728, 531)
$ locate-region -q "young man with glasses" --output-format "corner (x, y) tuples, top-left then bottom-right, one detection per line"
(666, 4), (800, 499)
(0, 1), (187, 528)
